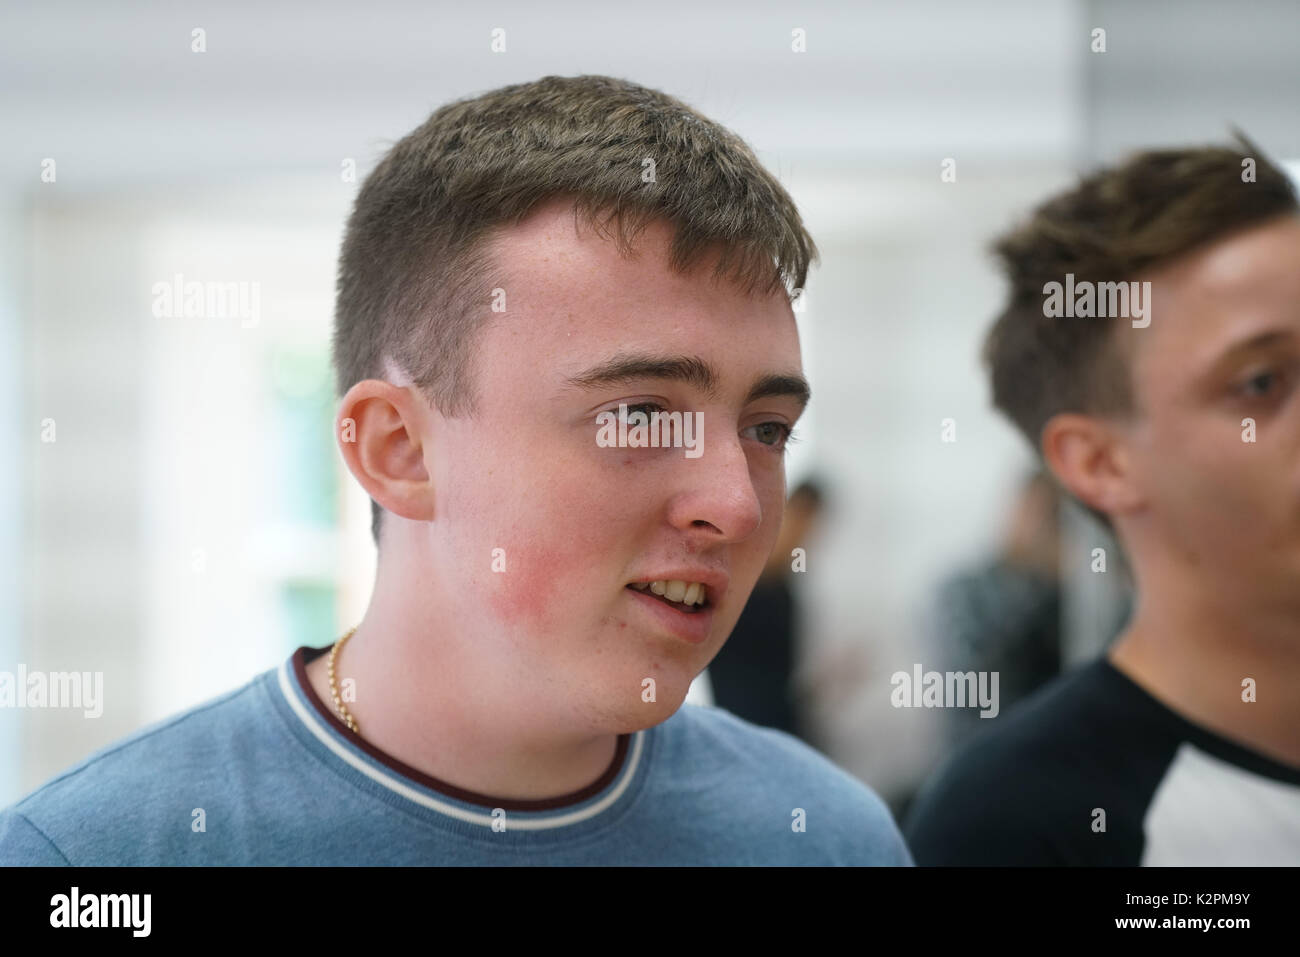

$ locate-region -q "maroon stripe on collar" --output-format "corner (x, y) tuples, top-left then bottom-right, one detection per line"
(291, 645), (631, 811)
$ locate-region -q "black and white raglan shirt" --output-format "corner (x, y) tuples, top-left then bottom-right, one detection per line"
(903, 657), (1300, 865)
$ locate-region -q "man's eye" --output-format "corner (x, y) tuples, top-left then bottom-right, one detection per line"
(619, 402), (664, 421)
(744, 422), (796, 450)
(1238, 369), (1284, 400)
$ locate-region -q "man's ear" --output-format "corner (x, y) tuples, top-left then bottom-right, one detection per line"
(1039, 412), (1144, 520)
(336, 380), (435, 522)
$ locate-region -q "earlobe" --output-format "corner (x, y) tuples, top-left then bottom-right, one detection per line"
(336, 380), (435, 522)
(1040, 413), (1141, 519)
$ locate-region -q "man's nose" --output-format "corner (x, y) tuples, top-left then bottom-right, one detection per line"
(665, 428), (764, 543)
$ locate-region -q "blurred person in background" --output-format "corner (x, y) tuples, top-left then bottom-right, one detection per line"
(906, 134), (1300, 865)
(929, 470), (1064, 753)
(708, 477), (826, 743)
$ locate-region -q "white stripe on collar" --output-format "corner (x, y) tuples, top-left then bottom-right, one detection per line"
(277, 659), (643, 830)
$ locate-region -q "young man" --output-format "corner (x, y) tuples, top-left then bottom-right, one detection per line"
(905, 137), (1300, 865)
(0, 75), (910, 865)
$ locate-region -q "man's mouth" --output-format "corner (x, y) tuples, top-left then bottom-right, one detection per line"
(626, 580), (709, 615)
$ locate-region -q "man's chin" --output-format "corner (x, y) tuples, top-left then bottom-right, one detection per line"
(606, 690), (690, 734)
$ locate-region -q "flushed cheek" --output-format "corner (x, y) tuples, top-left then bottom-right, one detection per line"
(482, 538), (606, 633)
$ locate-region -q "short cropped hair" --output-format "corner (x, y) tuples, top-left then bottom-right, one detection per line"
(982, 132), (1298, 526)
(333, 75), (817, 545)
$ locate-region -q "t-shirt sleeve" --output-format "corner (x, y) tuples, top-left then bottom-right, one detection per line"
(0, 808), (73, 866)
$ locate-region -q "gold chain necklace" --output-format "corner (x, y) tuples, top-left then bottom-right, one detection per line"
(328, 626), (360, 734)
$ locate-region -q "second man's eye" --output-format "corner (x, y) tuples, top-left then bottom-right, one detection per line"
(1247, 372), (1274, 395)
(1238, 368), (1287, 401)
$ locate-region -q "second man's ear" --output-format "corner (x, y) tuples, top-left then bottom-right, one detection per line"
(1039, 412), (1144, 521)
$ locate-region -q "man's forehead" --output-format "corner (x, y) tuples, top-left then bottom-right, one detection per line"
(486, 200), (748, 309)
(1133, 217), (1300, 374)
(1147, 215), (1300, 306)
(478, 199), (803, 399)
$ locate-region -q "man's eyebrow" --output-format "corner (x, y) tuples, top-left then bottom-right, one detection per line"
(565, 354), (719, 396)
(1202, 329), (1295, 375)
(1194, 329), (1296, 393)
(562, 352), (811, 410)
(1215, 329), (1294, 360)
(744, 372), (811, 411)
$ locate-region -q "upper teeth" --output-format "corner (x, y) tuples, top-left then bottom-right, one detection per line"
(632, 580), (706, 605)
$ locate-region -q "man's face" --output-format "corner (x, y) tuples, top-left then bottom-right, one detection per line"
(1116, 214), (1300, 609)
(420, 200), (807, 732)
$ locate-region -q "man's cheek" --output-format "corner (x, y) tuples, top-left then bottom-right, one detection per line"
(483, 538), (596, 630)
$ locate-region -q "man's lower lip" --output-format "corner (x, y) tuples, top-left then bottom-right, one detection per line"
(625, 586), (712, 643)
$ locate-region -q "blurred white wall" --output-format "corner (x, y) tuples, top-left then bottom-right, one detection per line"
(789, 165), (1074, 797)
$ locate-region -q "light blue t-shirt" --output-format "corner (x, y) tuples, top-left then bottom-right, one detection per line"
(0, 645), (912, 865)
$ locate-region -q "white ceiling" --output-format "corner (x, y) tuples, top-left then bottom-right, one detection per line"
(3, 1), (1295, 196)
(0, 0), (1083, 192)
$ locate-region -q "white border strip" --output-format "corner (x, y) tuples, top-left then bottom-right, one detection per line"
(276, 660), (643, 830)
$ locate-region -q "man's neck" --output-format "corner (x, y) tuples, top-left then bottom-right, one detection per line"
(1107, 589), (1300, 769)
(303, 621), (621, 802)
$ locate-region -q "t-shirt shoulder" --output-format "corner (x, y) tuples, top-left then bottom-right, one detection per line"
(0, 670), (273, 865)
(0, 808), (72, 865)
(666, 703), (912, 865)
